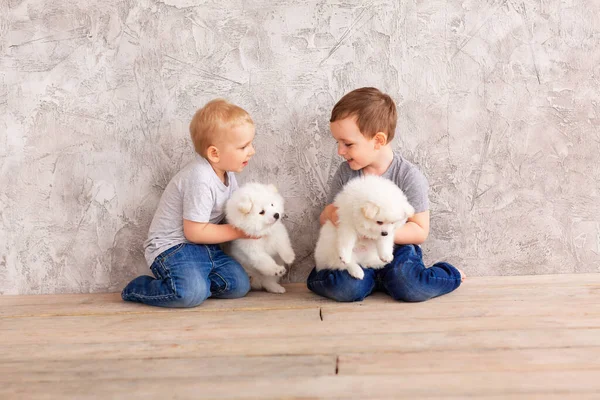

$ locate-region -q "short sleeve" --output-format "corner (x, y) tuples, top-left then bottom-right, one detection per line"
(182, 179), (214, 223)
(400, 167), (429, 213)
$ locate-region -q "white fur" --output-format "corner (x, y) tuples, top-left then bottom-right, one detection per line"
(314, 175), (415, 279)
(224, 183), (295, 294)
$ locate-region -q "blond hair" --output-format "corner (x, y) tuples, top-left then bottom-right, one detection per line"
(189, 99), (254, 157)
(330, 87), (397, 143)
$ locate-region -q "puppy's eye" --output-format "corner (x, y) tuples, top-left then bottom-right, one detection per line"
(377, 221), (384, 225)
(271, 203), (274, 206)
(259, 210), (265, 215)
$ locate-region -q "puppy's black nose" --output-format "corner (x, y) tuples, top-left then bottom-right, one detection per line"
(381, 232), (388, 236)
(274, 213), (280, 220)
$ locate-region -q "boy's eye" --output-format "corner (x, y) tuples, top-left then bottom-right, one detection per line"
(259, 210), (265, 215)
(377, 221), (383, 225)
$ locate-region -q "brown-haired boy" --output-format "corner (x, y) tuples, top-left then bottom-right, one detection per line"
(307, 87), (464, 302)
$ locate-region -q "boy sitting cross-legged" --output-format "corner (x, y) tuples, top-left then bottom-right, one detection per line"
(307, 87), (465, 302)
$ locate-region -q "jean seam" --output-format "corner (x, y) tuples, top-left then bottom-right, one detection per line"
(158, 258), (177, 294)
(124, 292), (178, 301)
(160, 243), (185, 262)
(211, 272), (228, 295)
(205, 245), (226, 293)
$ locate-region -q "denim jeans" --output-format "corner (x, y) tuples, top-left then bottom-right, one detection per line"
(122, 243), (250, 308)
(307, 244), (461, 302)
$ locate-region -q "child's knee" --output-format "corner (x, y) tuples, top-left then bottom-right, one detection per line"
(226, 274), (251, 298)
(172, 279), (210, 308)
(307, 268), (372, 302)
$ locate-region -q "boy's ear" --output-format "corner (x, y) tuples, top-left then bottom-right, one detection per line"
(361, 201), (379, 220)
(373, 132), (387, 149)
(238, 195), (253, 214)
(206, 145), (220, 163)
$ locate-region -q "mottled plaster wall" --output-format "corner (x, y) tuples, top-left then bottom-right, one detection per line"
(1, 0), (599, 294)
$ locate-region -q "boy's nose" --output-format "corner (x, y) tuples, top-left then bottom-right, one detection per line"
(337, 144), (346, 156)
(274, 213), (280, 220)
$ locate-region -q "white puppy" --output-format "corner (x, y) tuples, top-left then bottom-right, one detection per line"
(314, 175), (415, 280)
(224, 183), (295, 293)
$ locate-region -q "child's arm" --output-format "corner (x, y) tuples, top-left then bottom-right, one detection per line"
(183, 220), (250, 244)
(394, 210), (430, 245)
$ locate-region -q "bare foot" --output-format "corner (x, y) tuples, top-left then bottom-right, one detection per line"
(458, 268), (466, 282)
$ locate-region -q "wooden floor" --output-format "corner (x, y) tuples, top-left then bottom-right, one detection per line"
(1, 274), (600, 399)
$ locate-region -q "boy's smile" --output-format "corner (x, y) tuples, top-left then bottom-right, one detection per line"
(330, 117), (377, 171)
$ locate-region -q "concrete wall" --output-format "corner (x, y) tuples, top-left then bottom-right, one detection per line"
(2, 0), (599, 294)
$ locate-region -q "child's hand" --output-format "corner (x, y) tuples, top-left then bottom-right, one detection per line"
(325, 204), (339, 226)
(235, 227), (261, 240)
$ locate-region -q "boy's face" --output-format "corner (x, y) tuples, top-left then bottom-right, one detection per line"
(330, 117), (379, 170)
(214, 122), (256, 173)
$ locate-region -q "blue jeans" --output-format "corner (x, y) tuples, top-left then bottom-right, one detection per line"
(122, 243), (250, 308)
(307, 244), (461, 302)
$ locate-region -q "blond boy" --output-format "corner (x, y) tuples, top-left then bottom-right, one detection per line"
(122, 100), (255, 307)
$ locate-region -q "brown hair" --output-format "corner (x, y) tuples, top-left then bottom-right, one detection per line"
(189, 99), (254, 157)
(330, 87), (397, 142)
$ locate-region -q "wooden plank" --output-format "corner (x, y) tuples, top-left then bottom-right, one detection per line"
(451, 273), (600, 286)
(0, 308), (322, 345)
(2, 274), (599, 318)
(1, 285), (598, 320)
(2, 298), (599, 346)
(3, 328), (600, 362)
(0, 284), (324, 318)
(2, 371), (600, 399)
(321, 298), (600, 319)
(317, 309), (600, 332)
(0, 355), (336, 383)
(338, 347), (600, 375)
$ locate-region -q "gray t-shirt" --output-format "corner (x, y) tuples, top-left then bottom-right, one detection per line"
(143, 154), (238, 266)
(328, 152), (429, 213)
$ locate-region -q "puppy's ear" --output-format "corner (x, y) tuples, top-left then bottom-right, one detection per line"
(238, 195), (253, 214)
(361, 201), (379, 220)
(267, 184), (278, 193)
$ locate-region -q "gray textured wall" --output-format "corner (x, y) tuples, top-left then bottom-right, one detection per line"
(2, 0), (599, 294)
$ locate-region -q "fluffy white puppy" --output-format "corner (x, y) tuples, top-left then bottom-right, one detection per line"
(224, 183), (295, 293)
(314, 175), (415, 280)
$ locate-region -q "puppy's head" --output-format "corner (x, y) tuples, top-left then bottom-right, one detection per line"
(226, 183), (284, 237)
(355, 199), (414, 239)
(342, 175), (415, 239)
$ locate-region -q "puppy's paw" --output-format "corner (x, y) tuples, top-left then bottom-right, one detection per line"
(267, 265), (286, 277)
(347, 264), (364, 280)
(380, 252), (394, 264)
(264, 283), (286, 294)
(281, 251), (295, 265)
